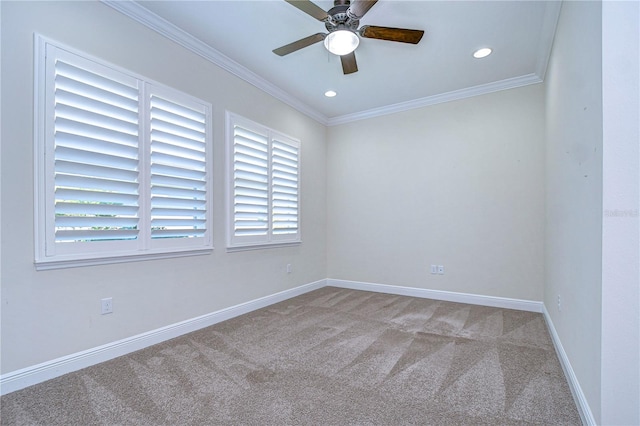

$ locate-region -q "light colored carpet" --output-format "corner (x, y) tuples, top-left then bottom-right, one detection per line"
(1, 287), (581, 425)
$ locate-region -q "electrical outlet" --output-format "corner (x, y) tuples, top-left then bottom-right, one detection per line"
(430, 265), (437, 274)
(557, 295), (561, 312)
(437, 265), (445, 275)
(286, 264), (292, 274)
(101, 297), (113, 315)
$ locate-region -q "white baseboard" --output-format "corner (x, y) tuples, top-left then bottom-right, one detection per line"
(0, 279), (326, 396)
(6, 276), (590, 416)
(327, 279), (543, 313)
(542, 306), (597, 426)
(329, 279), (596, 421)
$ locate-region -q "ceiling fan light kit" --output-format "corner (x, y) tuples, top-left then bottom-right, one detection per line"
(274, 0), (425, 74)
(324, 30), (360, 56)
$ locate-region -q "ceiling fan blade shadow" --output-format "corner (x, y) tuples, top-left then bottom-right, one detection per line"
(285, 0), (329, 21)
(273, 33), (326, 56)
(347, 0), (378, 20)
(360, 25), (424, 44)
(341, 52), (358, 74)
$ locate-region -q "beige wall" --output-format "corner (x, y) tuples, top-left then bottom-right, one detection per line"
(3, 2), (638, 422)
(544, 1), (603, 421)
(327, 84), (545, 301)
(600, 2), (639, 424)
(0, 1), (327, 373)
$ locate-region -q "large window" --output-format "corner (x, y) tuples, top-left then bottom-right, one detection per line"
(226, 113), (300, 249)
(35, 36), (213, 269)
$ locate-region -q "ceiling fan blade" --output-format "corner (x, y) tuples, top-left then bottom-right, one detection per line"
(347, 0), (378, 20)
(360, 25), (424, 44)
(284, 0), (329, 21)
(340, 52), (358, 75)
(273, 33), (326, 56)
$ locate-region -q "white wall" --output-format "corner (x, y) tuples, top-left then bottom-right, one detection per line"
(327, 84), (545, 301)
(0, 1), (327, 373)
(544, 1), (603, 421)
(601, 1), (640, 424)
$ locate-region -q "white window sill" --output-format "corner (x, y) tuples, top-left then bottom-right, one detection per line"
(226, 241), (301, 253)
(34, 248), (213, 271)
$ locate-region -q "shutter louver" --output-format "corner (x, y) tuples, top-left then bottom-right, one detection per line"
(53, 60), (140, 242)
(271, 139), (299, 236)
(150, 94), (208, 239)
(233, 125), (269, 237)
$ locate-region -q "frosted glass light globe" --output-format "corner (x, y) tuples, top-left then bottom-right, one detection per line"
(324, 30), (360, 56)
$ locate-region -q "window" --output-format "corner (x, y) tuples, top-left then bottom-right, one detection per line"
(226, 113), (300, 249)
(35, 36), (213, 269)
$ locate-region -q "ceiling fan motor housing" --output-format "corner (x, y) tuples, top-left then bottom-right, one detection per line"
(325, 4), (359, 33)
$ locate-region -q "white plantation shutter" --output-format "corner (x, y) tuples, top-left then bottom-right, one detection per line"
(36, 39), (212, 268)
(232, 124), (269, 239)
(52, 53), (140, 244)
(149, 90), (208, 241)
(227, 114), (300, 248)
(271, 137), (299, 238)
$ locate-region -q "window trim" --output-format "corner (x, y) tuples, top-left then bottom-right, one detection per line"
(34, 35), (214, 270)
(225, 112), (301, 251)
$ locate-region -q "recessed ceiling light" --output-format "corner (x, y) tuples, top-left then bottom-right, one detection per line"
(324, 90), (337, 98)
(473, 47), (492, 59)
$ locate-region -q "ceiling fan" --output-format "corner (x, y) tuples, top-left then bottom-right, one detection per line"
(273, 0), (424, 75)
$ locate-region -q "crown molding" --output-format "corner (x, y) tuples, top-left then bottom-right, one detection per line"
(536, 1), (563, 80)
(102, 0), (555, 129)
(326, 73), (543, 126)
(101, 0), (329, 126)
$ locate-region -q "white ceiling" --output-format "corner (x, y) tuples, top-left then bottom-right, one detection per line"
(106, 0), (560, 125)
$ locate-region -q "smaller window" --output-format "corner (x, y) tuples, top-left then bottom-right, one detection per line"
(226, 113), (300, 249)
